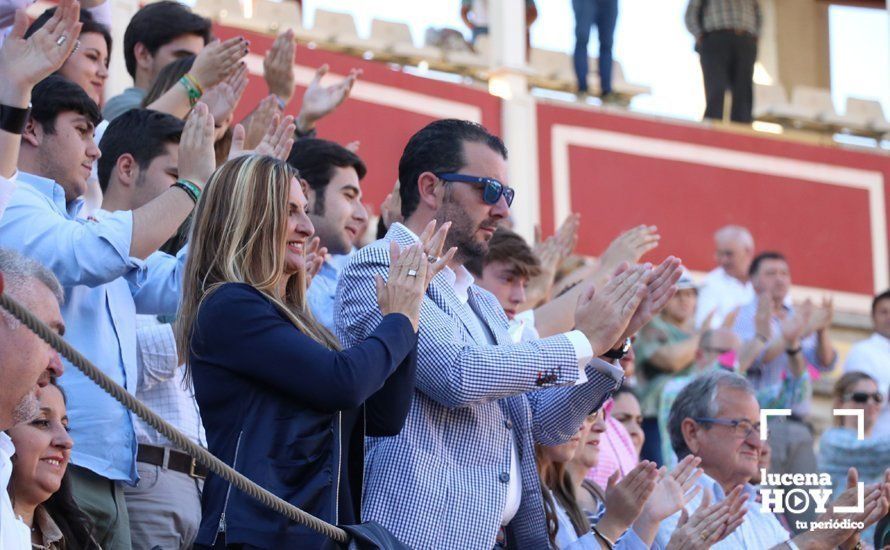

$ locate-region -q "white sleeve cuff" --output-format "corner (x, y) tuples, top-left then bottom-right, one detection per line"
(588, 357), (625, 385)
(565, 329), (593, 385)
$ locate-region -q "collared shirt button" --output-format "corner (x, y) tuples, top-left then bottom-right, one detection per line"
(504, 420), (513, 430)
(499, 472), (510, 483)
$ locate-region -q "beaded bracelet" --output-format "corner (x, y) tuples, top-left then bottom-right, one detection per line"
(178, 75), (203, 107)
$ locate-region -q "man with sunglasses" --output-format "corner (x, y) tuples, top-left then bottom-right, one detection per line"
(335, 118), (682, 549)
(844, 289), (890, 438)
(658, 370), (889, 549)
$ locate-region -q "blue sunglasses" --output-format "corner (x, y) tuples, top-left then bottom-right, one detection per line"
(435, 173), (515, 207)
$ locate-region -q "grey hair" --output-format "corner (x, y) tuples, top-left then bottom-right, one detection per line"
(0, 248), (63, 329)
(714, 225), (754, 250)
(668, 370), (754, 459)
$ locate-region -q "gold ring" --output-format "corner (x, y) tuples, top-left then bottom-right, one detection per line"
(700, 531), (708, 541)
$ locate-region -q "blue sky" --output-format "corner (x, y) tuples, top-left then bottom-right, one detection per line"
(299, 0), (889, 122)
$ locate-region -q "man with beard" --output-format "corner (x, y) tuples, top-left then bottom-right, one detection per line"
(0, 248), (65, 547)
(335, 119), (682, 548)
(287, 138), (368, 332)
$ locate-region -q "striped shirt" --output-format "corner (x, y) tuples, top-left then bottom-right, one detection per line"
(685, 0), (762, 38)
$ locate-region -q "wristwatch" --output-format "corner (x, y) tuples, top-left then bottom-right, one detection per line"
(785, 346), (802, 356)
(603, 337), (631, 360)
(0, 103), (31, 135)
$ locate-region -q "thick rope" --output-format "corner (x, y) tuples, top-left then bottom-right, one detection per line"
(0, 291), (349, 544)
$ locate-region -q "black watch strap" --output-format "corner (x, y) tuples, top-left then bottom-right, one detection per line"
(0, 103), (31, 135)
(603, 338), (631, 360)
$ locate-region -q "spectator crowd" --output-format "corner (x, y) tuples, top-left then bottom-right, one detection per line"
(0, 1), (887, 549)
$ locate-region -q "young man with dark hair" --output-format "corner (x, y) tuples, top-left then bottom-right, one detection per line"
(0, 74), (217, 548)
(844, 288), (890, 438)
(287, 138), (369, 331)
(97, 108), (208, 550)
(337, 118), (681, 548)
(103, 0), (211, 121)
(466, 227), (541, 341)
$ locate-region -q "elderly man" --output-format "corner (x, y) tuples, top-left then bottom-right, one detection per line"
(695, 225), (755, 328)
(0, 248), (66, 547)
(657, 370), (889, 549)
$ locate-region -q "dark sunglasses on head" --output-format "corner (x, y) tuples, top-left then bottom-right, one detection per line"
(435, 172), (515, 207)
(846, 392), (884, 404)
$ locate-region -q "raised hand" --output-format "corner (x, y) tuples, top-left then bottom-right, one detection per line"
(599, 225), (661, 274)
(620, 256), (683, 341)
(177, 103), (216, 188)
(803, 468), (890, 550)
(596, 461), (659, 541)
(304, 236), (327, 285)
(263, 29), (296, 105)
(666, 486), (748, 549)
(229, 113), (296, 161)
(780, 310), (807, 347)
(805, 295), (834, 335)
(190, 36), (249, 92)
(753, 293), (773, 341)
(575, 264), (649, 356)
(415, 219), (456, 286)
(203, 63), (248, 128)
(296, 64), (362, 134)
(640, 456), (703, 524)
(0, 0), (82, 106)
(241, 95), (282, 151)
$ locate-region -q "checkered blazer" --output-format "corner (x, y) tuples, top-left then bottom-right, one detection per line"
(335, 223), (620, 550)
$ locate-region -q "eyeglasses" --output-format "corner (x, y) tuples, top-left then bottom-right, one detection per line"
(845, 392), (884, 404)
(435, 172), (515, 207)
(693, 417), (762, 439)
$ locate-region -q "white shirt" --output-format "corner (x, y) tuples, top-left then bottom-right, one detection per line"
(845, 332), (890, 392)
(844, 332), (890, 438)
(695, 267), (755, 328)
(0, 433), (30, 549)
(466, 0), (489, 27)
(0, 174), (15, 221)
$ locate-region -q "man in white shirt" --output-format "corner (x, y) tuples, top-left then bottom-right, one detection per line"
(844, 289), (890, 437)
(695, 225), (755, 328)
(0, 249), (66, 548)
(658, 370), (887, 550)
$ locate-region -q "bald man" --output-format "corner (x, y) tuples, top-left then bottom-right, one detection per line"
(695, 225), (755, 328)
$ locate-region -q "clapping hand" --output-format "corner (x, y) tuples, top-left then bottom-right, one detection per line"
(619, 256), (683, 341)
(803, 296), (833, 335)
(263, 29), (296, 105)
(296, 64), (362, 134)
(666, 486), (748, 549)
(639, 456), (704, 524)
(203, 63), (248, 130)
(574, 264), (649, 356)
(229, 113), (296, 162)
(527, 214), (580, 306)
(598, 225), (660, 274)
(177, 103), (216, 188)
(304, 236), (327, 285)
(375, 220), (456, 331)
(242, 95), (282, 151)
(0, 0), (82, 107)
(596, 461), (660, 541)
(190, 36), (249, 92)
(812, 468), (890, 550)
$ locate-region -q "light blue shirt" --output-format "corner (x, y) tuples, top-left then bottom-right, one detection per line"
(0, 172), (185, 483)
(655, 472), (790, 549)
(307, 251), (354, 333)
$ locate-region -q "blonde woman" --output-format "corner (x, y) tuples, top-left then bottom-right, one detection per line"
(176, 155), (453, 549)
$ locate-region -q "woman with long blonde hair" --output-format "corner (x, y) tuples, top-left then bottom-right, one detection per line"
(177, 154), (452, 548)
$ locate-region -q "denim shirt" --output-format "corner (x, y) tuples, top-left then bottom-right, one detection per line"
(0, 172), (185, 483)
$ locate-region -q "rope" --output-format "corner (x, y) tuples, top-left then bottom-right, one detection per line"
(0, 290), (349, 545)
